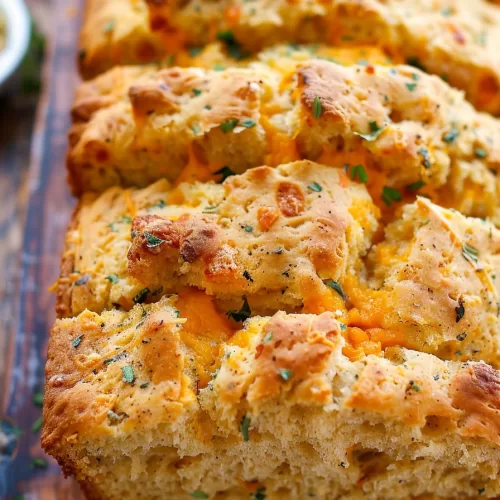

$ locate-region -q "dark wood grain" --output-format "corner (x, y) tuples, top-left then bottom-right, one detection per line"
(0, 0), (84, 498)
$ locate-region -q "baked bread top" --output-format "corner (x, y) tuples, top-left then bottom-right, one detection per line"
(79, 0), (500, 115)
(42, 297), (500, 498)
(69, 58), (500, 227)
(55, 160), (500, 370)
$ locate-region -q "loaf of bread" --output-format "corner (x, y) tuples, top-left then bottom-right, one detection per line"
(43, 0), (500, 498)
(43, 297), (500, 499)
(78, 0), (500, 115)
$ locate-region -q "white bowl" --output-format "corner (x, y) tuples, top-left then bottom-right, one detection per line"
(0, 0), (31, 91)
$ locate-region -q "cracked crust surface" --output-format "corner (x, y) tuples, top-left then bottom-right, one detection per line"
(69, 59), (500, 227)
(79, 0), (500, 114)
(43, 301), (500, 499)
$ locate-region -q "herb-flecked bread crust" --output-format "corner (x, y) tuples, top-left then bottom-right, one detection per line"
(69, 58), (500, 224)
(43, 299), (500, 499)
(78, 0), (500, 115)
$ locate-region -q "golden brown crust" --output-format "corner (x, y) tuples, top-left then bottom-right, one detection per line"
(452, 363), (500, 445)
(57, 161), (378, 318)
(68, 60), (500, 227)
(44, 302), (500, 498)
(78, 0), (500, 114)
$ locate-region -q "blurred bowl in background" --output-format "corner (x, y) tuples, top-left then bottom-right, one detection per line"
(0, 0), (31, 93)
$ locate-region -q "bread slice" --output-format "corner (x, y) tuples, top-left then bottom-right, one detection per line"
(55, 159), (500, 368)
(78, 0), (500, 114)
(42, 297), (500, 499)
(55, 160), (379, 318)
(68, 59), (500, 227)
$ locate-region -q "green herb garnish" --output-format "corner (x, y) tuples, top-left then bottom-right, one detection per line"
(220, 119), (239, 133)
(350, 164), (368, 183)
(307, 182), (322, 192)
(462, 243), (479, 264)
(240, 414), (251, 441)
(226, 296), (251, 322)
(455, 300), (465, 323)
(241, 119), (256, 128)
(133, 288), (150, 304)
(190, 491), (209, 499)
(324, 280), (346, 301)
(312, 96), (323, 118)
(72, 335), (83, 348)
(122, 365), (135, 384)
(32, 416), (43, 433)
(214, 166), (236, 182)
(105, 274), (120, 284)
(406, 180), (426, 191)
(279, 368), (293, 381)
(355, 121), (385, 141)
(144, 232), (166, 248)
(381, 186), (402, 206)
(31, 458), (48, 469)
(443, 128), (459, 143)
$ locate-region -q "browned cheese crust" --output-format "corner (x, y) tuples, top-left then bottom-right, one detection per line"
(79, 0), (500, 115)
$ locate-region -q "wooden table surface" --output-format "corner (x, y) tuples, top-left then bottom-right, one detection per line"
(0, 0), (85, 497)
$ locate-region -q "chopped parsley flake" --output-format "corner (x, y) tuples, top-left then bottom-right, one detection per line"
(133, 288), (150, 304)
(381, 186), (402, 206)
(262, 332), (273, 344)
(312, 96), (323, 119)
(32, 416), (43, 433)
(191, 123), (202, 135)
(475, 148), (487, 159)
(105, 274), (120, 284)
(478, 488), (485, 495)
(241, 119), (256, 128)
(189, 46), (203, 57)
(240, 414), (251, 441)
(122, 365), (135, 384)
(75, 274), (90, 286)
(190, 491), (209, 499)
(456, 333), (467, 341)
(192, 88), (202, 96)
(216, 30), (249, 60)
(279, 368), (293, 381)
(307, 181), (322, 192)
(350, 164), (368, 183)
(244, 225), (253, 232)
(443, 128), (459, 143)
(227, 297), (251, 322)
(324, 280), (346, 301)
(214, 166), (236, 182)
(103, 20), (115, 33)
(31, 458), (47, 469)
(417, 148), (431, 168)
(144, 231), (166, 248)
(355, 121), (385, 141)
(251, 488), (266, 500)
(72, 335), (83, 348)
(407, 57), (425, 71)
(33, 392), (44, 408)
(140, 382), (150, 389)
(406, 180), (426, 191)
(203, 204), (219, 213)
(462, 243), (479, 264)
(405, 82), (417, 91)
(455, 300), (465, 323)
(147, 200), (166, 211)
(220, 119), (239, 133)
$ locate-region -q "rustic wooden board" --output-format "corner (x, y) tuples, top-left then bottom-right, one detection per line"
(0, 0), (85, 497)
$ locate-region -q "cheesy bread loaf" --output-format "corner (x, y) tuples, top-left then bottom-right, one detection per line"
(68, 59), (500, 226)
(42, 298), (500, 499)
(54, 160), (500, 368)
(78, 0), (500, 114)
